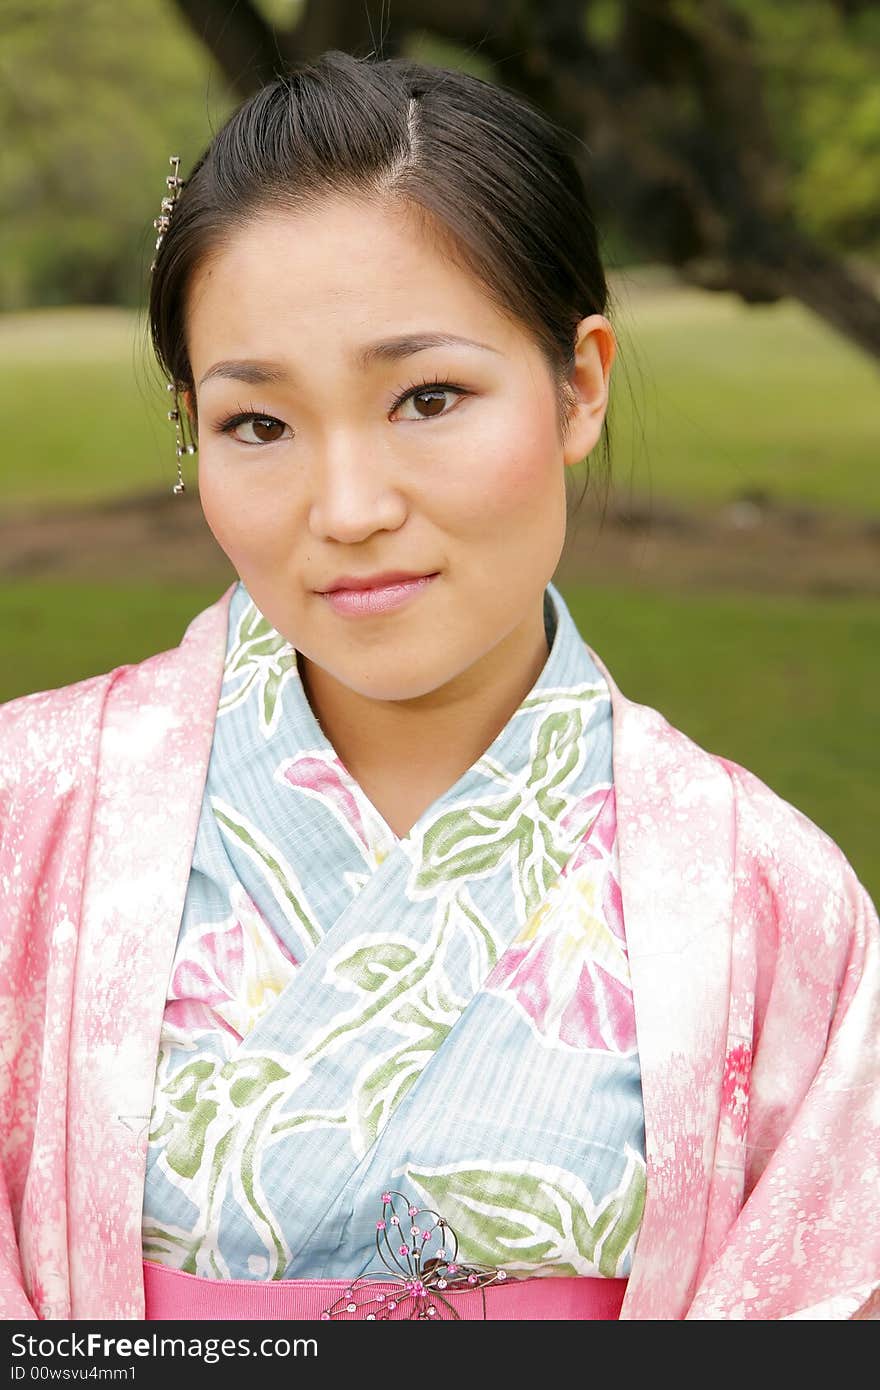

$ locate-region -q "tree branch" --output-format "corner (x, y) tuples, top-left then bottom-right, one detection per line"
(169, 0), (880, 357)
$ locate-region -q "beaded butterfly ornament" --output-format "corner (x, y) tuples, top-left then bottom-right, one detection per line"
(321, 1188), (511, 1320)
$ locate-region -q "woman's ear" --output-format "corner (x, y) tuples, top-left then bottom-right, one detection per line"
(561, 314), (616, 466)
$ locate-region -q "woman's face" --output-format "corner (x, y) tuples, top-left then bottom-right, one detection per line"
(186, 196), (612, 702)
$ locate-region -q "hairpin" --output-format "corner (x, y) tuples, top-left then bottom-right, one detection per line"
(150, 155), (184, 274)
(320, 1188), (511, 1320)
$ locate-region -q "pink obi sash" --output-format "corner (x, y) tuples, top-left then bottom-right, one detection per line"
(143, 1260), (626, 1321)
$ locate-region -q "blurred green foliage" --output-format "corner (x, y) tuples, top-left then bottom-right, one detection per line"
(743, 0), (880, 251)
(584, 0), (880, 256)
(0, 0), (235, 310)
(1, 0), (878, 311)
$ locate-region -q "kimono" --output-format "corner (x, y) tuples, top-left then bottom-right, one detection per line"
(141, 582), (645, 1292)
(0, 581), (878, 1321)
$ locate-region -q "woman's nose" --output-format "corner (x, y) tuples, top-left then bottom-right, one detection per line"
(307, 436), (408, 543)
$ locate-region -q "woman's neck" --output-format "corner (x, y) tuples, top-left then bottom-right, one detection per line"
(297, 602), (551, 838)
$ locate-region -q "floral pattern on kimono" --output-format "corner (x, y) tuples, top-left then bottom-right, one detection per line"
(141, 581), (646, 1282)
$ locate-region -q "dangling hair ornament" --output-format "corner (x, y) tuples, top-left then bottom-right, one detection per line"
(166, 381), (196, 495)
(150, 155), (196, 495)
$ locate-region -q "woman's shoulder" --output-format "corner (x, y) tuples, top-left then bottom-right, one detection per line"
(604, 667), (873, 918)
(0, 669), (114, 784)
(0, 586), (234, 795)
(680, 721), (868, 913)
(714, 751), (873, 917)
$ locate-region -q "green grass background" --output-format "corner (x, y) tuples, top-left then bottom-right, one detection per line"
(1, 292), (877, 902)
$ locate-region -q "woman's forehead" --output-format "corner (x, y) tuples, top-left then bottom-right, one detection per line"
(185, 199), (524, 369)
(195, 197), (428, 280)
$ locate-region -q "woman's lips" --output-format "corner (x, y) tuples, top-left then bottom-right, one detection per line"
(319, 573), (439, 617)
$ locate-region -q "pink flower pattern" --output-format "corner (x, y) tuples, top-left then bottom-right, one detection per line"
(164, 882), (298, 1047)
(279, 750), (398, 864)
(487, 790), (637, 1053)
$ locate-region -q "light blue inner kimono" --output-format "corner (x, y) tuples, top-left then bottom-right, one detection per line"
(142, 580), (646, 1282)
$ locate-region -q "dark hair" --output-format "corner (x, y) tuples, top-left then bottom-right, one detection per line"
(149, 49), (612, 488)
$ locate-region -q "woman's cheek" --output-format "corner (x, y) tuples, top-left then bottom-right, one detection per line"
(198, 460), (286, 563)
(197, 464), (241, 555)
(453, 433), (560, 533)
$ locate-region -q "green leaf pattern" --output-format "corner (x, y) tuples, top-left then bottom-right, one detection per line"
(301, 895), (500, 1157)
(217, 601), (299, 739)
(146, 1043), (347, 1278)
(409, 701), (602, 919)
(404, 1150), (645, 1277)
(212, 797), (322, 951)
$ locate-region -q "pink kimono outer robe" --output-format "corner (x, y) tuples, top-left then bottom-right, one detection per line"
(1, 586), (878, 1321)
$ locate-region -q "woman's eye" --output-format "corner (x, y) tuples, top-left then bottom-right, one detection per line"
(217, 386), (465, 442)
(393, 385), (464, 421)
(224, 415), (289, 445)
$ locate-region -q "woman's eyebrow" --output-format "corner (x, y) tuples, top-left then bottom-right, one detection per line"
(356, 332), (500, 369)
(198, 332), (500, 388)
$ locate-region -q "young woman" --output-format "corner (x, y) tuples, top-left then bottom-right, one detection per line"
(1, 50), (877, 1323)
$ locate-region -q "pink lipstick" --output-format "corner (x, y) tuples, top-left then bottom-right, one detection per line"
(318, 572), (438, 617)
